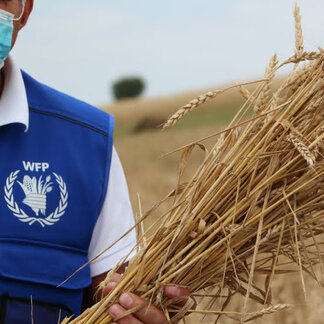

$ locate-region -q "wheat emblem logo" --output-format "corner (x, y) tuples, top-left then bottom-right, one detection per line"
(4, 170), (68, 227)
(17, 175), (53, 216)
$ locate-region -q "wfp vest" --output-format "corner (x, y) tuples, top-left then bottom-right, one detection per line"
(0, 71), (114, 319)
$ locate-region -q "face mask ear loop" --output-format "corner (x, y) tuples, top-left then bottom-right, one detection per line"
(12, 2), (25, 21)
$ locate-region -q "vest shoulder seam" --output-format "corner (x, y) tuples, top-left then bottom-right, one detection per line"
(29, 107), (108, 136)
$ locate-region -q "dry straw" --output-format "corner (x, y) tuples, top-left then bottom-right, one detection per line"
(66, 4), (324, 324)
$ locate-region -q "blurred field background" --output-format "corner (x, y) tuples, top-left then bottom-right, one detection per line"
(102, 82), (324, 323)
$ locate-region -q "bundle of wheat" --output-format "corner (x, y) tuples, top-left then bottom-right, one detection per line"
(66, 5), (324, 324)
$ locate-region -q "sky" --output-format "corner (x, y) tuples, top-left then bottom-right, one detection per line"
(12, 0), (324, 106)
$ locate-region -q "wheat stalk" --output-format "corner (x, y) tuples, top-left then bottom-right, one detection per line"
(294, 3), (304, 57)
(163, 79), (268, 129)
(254, 54), (279, 114)
(287, 134), (316, 168)
(67, 6), (324, 324)
(244, 304), (291, 322)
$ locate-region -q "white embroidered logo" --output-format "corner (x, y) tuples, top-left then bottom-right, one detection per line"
(4, 162), (68, 227)
(18, 175), (53, 216)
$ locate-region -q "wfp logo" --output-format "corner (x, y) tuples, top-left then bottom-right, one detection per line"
(4, 161), (68, 227)
(18, 172), (53, 217)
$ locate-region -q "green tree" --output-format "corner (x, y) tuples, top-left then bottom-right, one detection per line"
(112, 77), (145, 100)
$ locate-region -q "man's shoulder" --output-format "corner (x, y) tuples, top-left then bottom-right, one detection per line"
(21, 70), (114, 135)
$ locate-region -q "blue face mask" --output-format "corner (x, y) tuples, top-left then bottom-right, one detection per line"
(0, 4), (25, 69)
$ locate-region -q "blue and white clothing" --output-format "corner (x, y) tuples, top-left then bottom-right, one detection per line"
(0, 56), (136, 317)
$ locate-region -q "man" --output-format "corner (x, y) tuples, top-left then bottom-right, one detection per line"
(0, 0), (190, 323)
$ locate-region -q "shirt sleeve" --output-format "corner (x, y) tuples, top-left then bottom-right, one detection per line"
(88, 146), (137, 278)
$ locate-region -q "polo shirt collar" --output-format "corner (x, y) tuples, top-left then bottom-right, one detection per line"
(0, 55), (29, 132)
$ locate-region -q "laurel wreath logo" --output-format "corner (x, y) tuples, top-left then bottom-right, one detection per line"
(4, 170), (68, 227)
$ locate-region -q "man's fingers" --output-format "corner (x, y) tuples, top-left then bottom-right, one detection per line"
(164, 286), (190, 299)
(102, 273), (122, 296)
(118, 293), (166, 324)
(105, 280), (195, 322)
(110, 272), (122, 283)
(164, 286), (191, 305)
(108, 304), (143, 324)
(164, 286), (194, 307)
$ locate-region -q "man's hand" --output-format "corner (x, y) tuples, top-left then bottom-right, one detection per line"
(103, 273), (193, 324)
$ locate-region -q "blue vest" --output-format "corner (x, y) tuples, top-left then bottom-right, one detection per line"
(0, 71), (114, 317)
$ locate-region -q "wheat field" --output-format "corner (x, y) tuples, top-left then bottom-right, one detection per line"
(102, 86), (324, 323)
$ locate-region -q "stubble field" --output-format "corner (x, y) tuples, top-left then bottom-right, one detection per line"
(101, 84), (324, 323)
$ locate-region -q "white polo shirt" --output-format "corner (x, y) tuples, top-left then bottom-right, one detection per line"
(0, 56), (137, 277)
